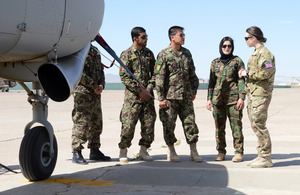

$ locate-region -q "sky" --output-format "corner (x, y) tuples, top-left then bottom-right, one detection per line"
(96, 0), (300, 83)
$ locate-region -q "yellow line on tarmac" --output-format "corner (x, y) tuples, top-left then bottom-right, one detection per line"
(21, 178), (116, 186)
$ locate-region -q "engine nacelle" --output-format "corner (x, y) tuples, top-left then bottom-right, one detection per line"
(38, 44), (90, 102)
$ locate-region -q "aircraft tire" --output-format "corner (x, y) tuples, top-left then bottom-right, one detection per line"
(19, 126), (58, 181)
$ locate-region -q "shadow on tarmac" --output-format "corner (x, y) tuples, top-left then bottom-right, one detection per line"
(2, 155), (244, 195)
(2, 153), (300, 194)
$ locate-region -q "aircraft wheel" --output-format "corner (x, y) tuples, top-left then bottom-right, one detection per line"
(19, 126), (58, 181)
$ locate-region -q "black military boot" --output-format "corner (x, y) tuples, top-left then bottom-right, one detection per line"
(90, 148), (111, 161)
(72, 150), (88, 165)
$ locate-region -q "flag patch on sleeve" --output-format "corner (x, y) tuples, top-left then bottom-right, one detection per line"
(120, 66), (125, 76)
(154, 61), (162, 74)
(265, 63), (273, 69)
(155, 64), (161, 71)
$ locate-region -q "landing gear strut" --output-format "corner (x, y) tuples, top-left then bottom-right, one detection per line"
(18, 82), (58, 181)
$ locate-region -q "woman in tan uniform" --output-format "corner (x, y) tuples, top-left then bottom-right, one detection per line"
(239, 26), (276, 168)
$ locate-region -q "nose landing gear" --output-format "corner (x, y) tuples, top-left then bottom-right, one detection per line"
(18, 82), (58, 181)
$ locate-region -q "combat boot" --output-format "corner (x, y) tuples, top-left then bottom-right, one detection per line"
(190, 143), (202, 162)
(247, 156), (260, 166)
(251, 157), (273, 168)
(167, 145), (180, 162)
(119, 148), (128, 163)
(90, 148), (111, 161)
(72, 150), (88, 165)
(232, 153), (243, 162)
(215, 153), (226, 161)
(139, 145), (153, 161)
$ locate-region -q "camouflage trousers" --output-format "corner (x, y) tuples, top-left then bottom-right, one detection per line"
(212, 104), (244, 154)
(247, 94), (272, 157)
(159, 99), (199, 146)
(71, 92), (103, 151)
(119, 99), (156, 149)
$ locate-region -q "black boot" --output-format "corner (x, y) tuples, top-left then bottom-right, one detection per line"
(90, 148), (111, 161)
(72, 150), (88, 165)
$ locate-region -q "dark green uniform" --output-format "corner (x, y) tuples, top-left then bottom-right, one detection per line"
(155, 45), (199, 146)
(72, 44), (105, 150)
(119, 45), (156, 149)
(246, 44), (275, 158)
(208, 56), (245, 155)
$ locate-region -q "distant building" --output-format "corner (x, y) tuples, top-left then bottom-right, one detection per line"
(291, 82), (300, 87)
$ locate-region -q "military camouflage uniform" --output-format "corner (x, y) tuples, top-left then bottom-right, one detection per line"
(71, 44), (105, 151)
(246, 44), (275, 158)
(119, 45), (156, 149)
(208, 56), (245, 155)
(155, 45), (199, 146)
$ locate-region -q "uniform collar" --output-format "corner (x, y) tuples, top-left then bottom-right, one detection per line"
(131, 45), (145, 55)
(167, 44), (182, 56)
(254, 44), (265, 54)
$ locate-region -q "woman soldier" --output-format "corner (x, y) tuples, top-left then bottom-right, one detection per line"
(239, 26), (276, 168)
(207, 36), (246, 162)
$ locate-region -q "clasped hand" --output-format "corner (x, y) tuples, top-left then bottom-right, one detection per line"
(94, 85), (103, 95)
(238, 69), (248, 78)
(139, 87), (150, 101)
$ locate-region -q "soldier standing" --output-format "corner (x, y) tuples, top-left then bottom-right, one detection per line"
(206, 36), (245, 162)
(155, 26), (202, 162)
(71, 43), (111, 164)
(118, 27), (156, 163)
(239, 26), (276, 168)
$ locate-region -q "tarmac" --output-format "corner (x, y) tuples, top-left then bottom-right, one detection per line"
(0, 88), (300, 195)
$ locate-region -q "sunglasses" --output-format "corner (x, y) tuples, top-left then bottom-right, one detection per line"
(222, 45), (232, 49)
(179, 33), (185, 37)
(245, 36), (253, 41)
(140, 35), (148, 39)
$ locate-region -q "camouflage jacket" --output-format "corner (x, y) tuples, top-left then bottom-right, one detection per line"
(207, 56), (245, 106)
(246, 45), (275, 96)
(155, 45), (199, 101)
(74, 44), (105, 95)
(119, 45), (155, 100)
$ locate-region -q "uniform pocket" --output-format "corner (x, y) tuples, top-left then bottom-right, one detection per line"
(251, 96), (266, 108)
(212, 89), (221, 104)
(249, 84), (257, 94)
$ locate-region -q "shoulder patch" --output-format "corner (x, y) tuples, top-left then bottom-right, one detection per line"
(156, 64), (161, 70)
(265, 63), (273, 69)
(119, 66), (125, 76)
(154, 61), (162, 74)
(156, 60), (162, 65)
